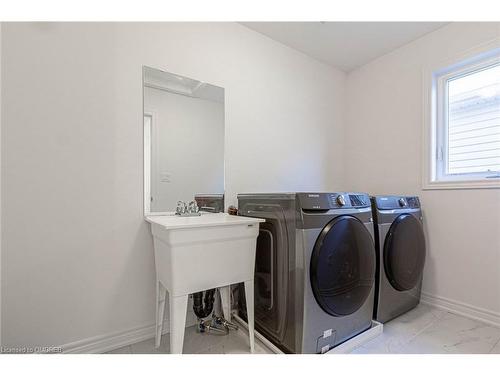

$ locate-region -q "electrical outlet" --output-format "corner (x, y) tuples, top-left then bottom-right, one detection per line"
(160, 172), (171, 183)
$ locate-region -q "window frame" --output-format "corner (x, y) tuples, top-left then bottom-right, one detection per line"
(423, 39), (500, 190)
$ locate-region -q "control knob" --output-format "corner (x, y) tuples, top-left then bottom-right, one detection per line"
(336, 195), (346, 206)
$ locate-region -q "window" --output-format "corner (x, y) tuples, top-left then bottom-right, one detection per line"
(445, 64), (500, 176)
(424, 46), (500, 189)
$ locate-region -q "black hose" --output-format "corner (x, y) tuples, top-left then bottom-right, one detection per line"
(193, 292), (205, 318)
(192, 289), (216, 319)
(204, 289), (215, 316)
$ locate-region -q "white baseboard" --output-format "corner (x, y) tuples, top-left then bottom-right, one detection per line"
(62, 315), (197, 354)
(421, 291), (500, 328)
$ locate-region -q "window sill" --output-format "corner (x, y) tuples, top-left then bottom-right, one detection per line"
(422, 179), (500, 190)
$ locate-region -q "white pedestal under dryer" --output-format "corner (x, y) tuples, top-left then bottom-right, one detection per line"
(237, 192), (376, 354)
(371, 196), (426, 323)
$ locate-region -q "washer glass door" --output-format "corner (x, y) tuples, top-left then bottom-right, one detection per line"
(384, 214), (426, 291)
(310, 215), (376, 316)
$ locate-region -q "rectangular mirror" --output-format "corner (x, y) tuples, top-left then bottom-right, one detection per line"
(143, 66), (225, 215)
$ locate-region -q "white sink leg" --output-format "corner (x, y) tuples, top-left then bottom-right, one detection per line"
(169, 294), (188, 354)
(244, 280), (255, 353)
(219, 285), (231, 322)
(155, 280), (167, 348)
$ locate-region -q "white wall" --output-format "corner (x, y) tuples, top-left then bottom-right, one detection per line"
(344, 23), (500, 318)
(144, 87), (224, 212)
(0, 23), (346, 347)
(0, 22), (2, 347)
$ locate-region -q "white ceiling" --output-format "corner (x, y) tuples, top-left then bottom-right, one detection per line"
(241, 22), (448, 72)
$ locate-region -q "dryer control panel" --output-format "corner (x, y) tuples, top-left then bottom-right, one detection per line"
(374, 196), (420, 210)
(297, 192), (370, 210)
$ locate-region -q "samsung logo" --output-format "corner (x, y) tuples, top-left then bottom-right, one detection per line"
(308, 194), (319, 197)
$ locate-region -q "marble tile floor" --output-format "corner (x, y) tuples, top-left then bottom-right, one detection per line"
(106, 324), (273, 354)
(350, 304), (500, 354)
(106, 304), (500, 354)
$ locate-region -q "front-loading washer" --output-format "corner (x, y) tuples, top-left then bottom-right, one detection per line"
(237, 192), (376, 353)
(371, 195), (426, 323)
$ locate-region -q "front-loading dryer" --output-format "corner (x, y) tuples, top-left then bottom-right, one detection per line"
(237, 192), (376, 353)
(371, 195), (426, 323)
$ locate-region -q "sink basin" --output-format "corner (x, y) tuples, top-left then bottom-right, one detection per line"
(146, 213), (264, 294)
(146, 212), (264, 353)
(147, 211), (260, 229)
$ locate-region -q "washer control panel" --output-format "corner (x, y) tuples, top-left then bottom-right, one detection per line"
(374, 196), (420, 210)
(297, 192), (370, 210)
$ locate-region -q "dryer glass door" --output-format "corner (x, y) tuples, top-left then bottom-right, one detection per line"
(239, 203), (289, 343)
(384, 214), (426, 291)
(310, 215), (376, 316)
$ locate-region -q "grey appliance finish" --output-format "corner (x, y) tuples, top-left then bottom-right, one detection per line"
(237, 193), (296, 353)
(238, 192), (376, 354)
(371, 195), (426, 323)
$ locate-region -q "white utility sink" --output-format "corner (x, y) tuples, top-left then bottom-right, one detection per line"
(146, 212), (264, 354)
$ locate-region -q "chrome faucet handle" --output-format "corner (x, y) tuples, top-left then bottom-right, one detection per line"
(188, 200), (199, 214)
(176, 201), (186, 215)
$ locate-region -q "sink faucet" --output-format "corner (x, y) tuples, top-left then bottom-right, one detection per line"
(176, 201), (187, 215)
(176, 200), (200, 216)
(188, 200), (199, 214)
